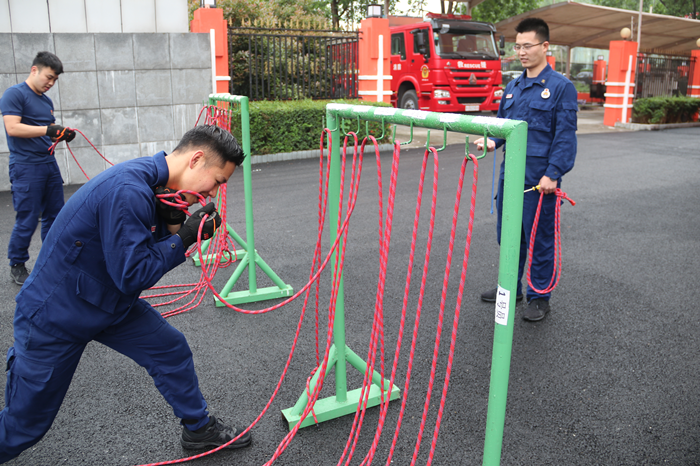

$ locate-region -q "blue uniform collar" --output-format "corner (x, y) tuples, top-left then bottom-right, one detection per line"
(515, 63), (555, 90)
(153, 151), (170, 187)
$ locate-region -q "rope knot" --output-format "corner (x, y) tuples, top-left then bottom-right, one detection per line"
(555, 188), (576, 207)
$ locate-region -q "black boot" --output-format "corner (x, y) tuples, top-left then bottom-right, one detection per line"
(181, 415), (252, 450)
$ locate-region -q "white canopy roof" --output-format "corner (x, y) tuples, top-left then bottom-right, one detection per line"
(495, 1), (700, 55)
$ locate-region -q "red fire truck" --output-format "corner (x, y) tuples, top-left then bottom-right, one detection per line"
(389, 13), (505, 113)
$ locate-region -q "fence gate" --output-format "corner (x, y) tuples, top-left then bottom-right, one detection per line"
(228, 22), (359, 101)
(635, 53), (696, 98)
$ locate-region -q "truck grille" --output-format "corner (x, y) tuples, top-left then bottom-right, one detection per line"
(457, 97), (486, 104)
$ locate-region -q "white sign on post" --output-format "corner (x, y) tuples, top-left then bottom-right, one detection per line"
(494, 286), (510, 326)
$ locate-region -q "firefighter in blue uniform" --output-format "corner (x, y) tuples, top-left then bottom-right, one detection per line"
(475, 18), (578, 321)
(0, 125), (252, 463)
(0, 51), (76, 286)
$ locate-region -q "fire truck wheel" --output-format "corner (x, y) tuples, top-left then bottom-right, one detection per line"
(400, 90), (418, 110)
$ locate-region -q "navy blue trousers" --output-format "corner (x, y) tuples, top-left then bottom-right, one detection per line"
(496, 177), (557, 302)
(8, 161), (65, 266)
(0, 304), (209, 463)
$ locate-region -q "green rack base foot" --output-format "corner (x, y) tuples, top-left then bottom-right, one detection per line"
(280, 383), (400, 430)
(214, 285), (294, 306)
(191, 250), (247, 267)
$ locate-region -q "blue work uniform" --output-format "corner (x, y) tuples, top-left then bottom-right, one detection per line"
(0, 152), (210, 463)
(492, 64), (578, 301)
(0, 82), (65, 267)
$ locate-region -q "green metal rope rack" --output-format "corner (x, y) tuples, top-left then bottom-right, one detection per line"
(194, 93), (294, 305)
(279, 103), (528, 466)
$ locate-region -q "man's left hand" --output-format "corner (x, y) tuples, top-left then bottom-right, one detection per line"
(539, 175), (557, 194)
(46, 125), (76, 143)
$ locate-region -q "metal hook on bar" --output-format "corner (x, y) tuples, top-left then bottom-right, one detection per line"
(465, 135), (475, 160)
(364, 116), (387, 140)
(324, 115), (339, 133)
(474, 130), (489, 160)
(340, 116), (359, 136)
(399, 120), (414, 146)
(435, 125), (448, 152)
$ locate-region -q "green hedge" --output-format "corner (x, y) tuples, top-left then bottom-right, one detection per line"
(227, 99), (393, 156)
(632, 96), (700, 124)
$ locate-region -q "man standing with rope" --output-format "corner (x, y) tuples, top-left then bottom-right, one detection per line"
(475, 18), (578, 321)
(0, 125), (252, 462)
(0, 52), (76, 285)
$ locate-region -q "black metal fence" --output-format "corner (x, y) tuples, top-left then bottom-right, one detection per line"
(635, 53), (696, 98)
(228, 26), (359, 101)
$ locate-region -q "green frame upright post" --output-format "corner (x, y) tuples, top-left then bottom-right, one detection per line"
(199, 93), (293, 305)
(279, 103), (528, 458)
(482, 121), (527, 466)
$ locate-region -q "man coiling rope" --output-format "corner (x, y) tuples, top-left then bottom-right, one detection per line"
(475, 17), (579, 322)
(0, 125), (253, 464)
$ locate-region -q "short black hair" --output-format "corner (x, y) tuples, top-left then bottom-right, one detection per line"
(174, 125), (246, 167)
(32, 51), (63, 75)
(515, 18), (550, 43)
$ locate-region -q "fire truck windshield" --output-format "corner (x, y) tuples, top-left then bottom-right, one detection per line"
(433, 28), (498, 60)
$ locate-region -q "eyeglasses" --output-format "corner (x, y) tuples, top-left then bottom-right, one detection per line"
(513, 42), (544, 51)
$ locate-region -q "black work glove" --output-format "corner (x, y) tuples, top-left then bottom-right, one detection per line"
(176, 202), (222, 250)
(154, 187), (187, 225)
(46, 125), (76, 142)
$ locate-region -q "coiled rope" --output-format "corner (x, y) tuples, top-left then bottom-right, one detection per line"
(526, 188), (576, 295)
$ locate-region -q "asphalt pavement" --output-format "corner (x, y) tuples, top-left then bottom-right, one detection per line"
(1, 122), (699, 466)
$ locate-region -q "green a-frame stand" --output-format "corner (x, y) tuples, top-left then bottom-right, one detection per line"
(280, 103), (529, 466)
(281, 105), (401, 429)
(194, 94), (293, 305)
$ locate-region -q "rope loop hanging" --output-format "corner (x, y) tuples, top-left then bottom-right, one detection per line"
(526, 188), (576, 295)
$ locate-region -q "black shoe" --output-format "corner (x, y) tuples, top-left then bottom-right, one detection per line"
(523, 298), (550, 322)
(480, 287), (523, 303)
(181, 415), (251, 450)
(10, 263), (29, 286)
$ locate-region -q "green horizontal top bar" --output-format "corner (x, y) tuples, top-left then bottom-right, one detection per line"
(210, 93), (246, 104)
(326, 103), (526, 140)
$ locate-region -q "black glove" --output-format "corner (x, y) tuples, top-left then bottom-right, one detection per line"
(46, 125), (76, 142)
(176, 202), (222, 250)
(154, 186), (186, 225)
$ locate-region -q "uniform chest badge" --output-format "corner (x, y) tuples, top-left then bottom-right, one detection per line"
(151, 226), (156, 232)
(506, 93), (513, 99)
(541, 88), (551, 99)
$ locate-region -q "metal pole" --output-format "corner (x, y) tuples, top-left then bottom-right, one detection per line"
(207, 94), (293, 305)
(482, 122), (527, 466)
(637, 0), (643, 53)
(240, 97), (258, 294)
(327, 109), (348, 402)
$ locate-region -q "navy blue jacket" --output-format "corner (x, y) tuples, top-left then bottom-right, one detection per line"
(494, 64), (578, 186)
(16, 151), (186, 342)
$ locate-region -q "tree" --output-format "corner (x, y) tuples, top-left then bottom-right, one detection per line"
(328, 0), (402, 29)
(188, 0), (328, 27)
(466, 0), (541, 24)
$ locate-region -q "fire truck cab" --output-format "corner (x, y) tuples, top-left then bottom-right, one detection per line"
(389, 13), (505, 113)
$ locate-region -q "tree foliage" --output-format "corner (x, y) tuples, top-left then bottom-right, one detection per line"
(328, 0), (403, 28)
(188, 0), (328, 26)
(466, 0), (541, 24)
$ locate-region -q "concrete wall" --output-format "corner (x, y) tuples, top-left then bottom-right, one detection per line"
(0, 0), (189, 33)
(0, 32), (213, 189)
